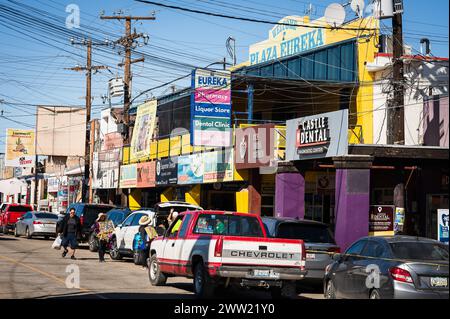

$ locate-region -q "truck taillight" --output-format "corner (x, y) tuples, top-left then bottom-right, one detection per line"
(390, 267), (414, 284)
(214, 237), (223, 257)
(301, 242), (306, 269)
(80, 216), (84, 225)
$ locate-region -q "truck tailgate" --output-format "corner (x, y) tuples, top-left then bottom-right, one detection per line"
(220, 236), (305, 268)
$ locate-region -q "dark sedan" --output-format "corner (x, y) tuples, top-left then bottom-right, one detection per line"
(324, 236), (449, 299)
(262, 217), (340, 281)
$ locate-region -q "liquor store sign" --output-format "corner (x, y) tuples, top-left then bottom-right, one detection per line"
(190, 68), (232, 147)
(286, 110), (348, 161)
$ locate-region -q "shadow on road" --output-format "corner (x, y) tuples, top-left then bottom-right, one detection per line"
(0, 237), (18, 241)
(39, 291), (197, 299)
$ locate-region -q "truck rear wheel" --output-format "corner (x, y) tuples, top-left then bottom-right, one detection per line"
(88, 232), (98, 252)
(148, 255), (167, 286)
(193, 262), (215, 299)
(271, 281), (297, 299)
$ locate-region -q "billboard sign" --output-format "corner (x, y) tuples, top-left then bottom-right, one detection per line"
(5, 129), (35, 167)
(156, 159), (178, 186)
(47, 177), (60, 193)
(178, 153), (204, 185)
(130, 100), (157, 162)
(137, 161), (156, 188)
(204, 149), (234, 183)
(93, 149), (121, 189)
(119, 164), (137, 189)
(191, 68), (232, 147)
(286, 109), (348, 161)
(235, 124), (276, 169)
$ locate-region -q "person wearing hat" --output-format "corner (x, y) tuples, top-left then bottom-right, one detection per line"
(134, 215), (158, 267)
(91, 213), (115, 262)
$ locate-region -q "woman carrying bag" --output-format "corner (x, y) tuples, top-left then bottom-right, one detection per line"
(91, 213), (115, 262)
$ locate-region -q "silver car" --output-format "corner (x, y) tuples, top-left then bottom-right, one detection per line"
(14, 211), (58, 239)
(324, 236), (449, 299)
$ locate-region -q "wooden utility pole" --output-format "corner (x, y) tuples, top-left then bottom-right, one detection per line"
(387, 10), (405, 145)
(67, 39), (108, 203)
(100, 15), (155, 143)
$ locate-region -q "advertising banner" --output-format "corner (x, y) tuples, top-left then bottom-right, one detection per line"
(103, 132), (123, 151)
(438, 209), (449, 245)
(191, 69), (232, 147)
(5, 129), (35, 167)
(137, 161), (156, 188)
(286, 109), (348, 161)
(235, 124), (276, 169)
(369, 206), (395, 233)
(130, 100), (157, 162)
(119, 164), (137, 189)
(92, 149), (121, 189)
(178, 153), (204, 185)
(204, 149), (234, 183)
(47, 177), (60, 193)
(156, 159), (178, 186)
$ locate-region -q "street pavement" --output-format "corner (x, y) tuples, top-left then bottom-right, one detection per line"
(0, 234), (323, 299)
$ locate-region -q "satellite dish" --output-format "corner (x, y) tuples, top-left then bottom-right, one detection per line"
(324, 3), (346, 27)
(350, 0), (365, 18)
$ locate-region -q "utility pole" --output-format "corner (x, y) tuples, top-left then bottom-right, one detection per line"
(100, 14), (155, 144)
(387, 6), (405, 145)
(67, 38), (108, 203)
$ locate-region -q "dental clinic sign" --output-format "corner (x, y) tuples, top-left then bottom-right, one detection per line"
(286, 109), (348, 161)
(249, 16), (326, 65)
(191, 68), (232, 147)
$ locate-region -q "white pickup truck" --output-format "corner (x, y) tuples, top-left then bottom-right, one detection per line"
(148, 210), (307, 298)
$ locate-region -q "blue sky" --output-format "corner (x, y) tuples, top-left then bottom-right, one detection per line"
(1, 0), (449, 152)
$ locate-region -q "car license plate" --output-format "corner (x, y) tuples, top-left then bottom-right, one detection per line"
(306, 253), (316, 260)
(431, 277), (448, 288)
(252, 270), (279, 279)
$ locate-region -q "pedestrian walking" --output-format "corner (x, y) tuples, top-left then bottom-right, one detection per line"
(133, 215), (158, 267)
(91, 213), (115, 262)
(59, 208), (81, 260)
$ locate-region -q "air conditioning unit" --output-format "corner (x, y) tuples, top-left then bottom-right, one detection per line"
(108, 78), (124, 98)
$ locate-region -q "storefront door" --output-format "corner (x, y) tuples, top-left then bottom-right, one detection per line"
(426, 194), (449, 240)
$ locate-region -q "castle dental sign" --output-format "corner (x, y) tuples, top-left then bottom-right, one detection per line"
(286, 110), (348, 161)
(296, 117), (330, 155)
(249, 16), (326, 65)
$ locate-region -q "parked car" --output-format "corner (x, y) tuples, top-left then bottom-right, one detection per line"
(324, 236), (449, 299)
(262, 217), (340, 282)
(14, 212), (58, 239)
(109, 210), (155, 261)
(0, 204), (34, 234)
(86, 207), (132, 252)
(56, 203), (116, 245)
(148, 210), (307, 299)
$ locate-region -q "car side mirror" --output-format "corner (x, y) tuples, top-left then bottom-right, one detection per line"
(117, 224), (123, 228)
(332, 253), (342, 262)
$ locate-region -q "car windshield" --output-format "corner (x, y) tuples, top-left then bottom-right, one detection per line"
(390, 242), (449, 261)
(35, 213), (58, 219)
(193, 214), (263, 237)
(8, 206), (31, 212)
(276, 223), (335, 244)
